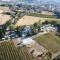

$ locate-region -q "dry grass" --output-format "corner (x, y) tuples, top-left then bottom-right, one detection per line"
(0, 14), (11, 25)
(15, 15), (60, 26)
(15, 15), (40, 26)
(0, 10), (3, 13)
(0, 6), (11, 25)
(0, 6), (11, 12)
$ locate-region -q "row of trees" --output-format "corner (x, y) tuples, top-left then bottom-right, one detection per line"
(0, 19), (60, 39)
(0, 20), (11, 39)
(15, 20), (60, 37)
(15, 21), (41, 37)
(30, 20), (41, 33)
(13, 20), (60, 38)
(0, 28), (5, 39)
(42, 20), (57, 25)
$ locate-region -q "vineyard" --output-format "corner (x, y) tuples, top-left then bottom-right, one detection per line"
(0, 41), (33, 60)
(34, 33), (60, 53)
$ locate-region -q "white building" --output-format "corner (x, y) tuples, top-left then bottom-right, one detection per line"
(40, 24), (57, 32)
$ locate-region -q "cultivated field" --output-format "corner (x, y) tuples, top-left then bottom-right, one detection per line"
(0, 41), (33, 60)
(0, 6), (11, 25)
(15, 15), (40, 26)
(28, 13), (56, 18)
(15, 15), (60, 26)
(0, 6), (11, 13)
(36, 17), (60, 23)
(0, 14), (11, 25)
(34, 33), (60, 54)
(41, 11), (54, 15)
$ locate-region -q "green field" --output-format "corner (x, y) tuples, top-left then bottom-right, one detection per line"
(34, 33), (60, 53)
(28, 13), (56, 18)
(0, 41), (33, 60)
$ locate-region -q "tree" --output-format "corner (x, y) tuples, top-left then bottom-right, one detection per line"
(53, 55), (60, 60)
(0, 29), (5, 39)
(50, 21), (56, 25)
(4, 21), (11, 29)
(30, 20), (41, 35)
(9, 24), (16, 31)
(6, 21), (11, 26)
(0, 4), (5, 6)
(42, 20), (49, 25)
(31, 22), (38, 34)
(55, 24), (60, 37)
(37, 20), (41, 32)
(16, 25), (25, 37)
(16, 26), (20, 36)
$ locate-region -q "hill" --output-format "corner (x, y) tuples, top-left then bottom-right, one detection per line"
(0, 41), (33, 60)
(34, 33), (60, 54)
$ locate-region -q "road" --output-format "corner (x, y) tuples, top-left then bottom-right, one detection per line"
(32, 31), (48, 38)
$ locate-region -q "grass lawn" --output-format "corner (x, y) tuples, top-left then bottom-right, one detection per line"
(55, 20), (60, 24)
(34, 33), (60, 53)
(28, 13), (56, 18)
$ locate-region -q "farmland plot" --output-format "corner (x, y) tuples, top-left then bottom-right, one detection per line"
(0, 41), (33, 60)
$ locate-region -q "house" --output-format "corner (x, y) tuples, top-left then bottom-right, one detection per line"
(40, 24), (57, 32)
(19, 26), (32, 37)
(22, 26), (32, 37)
(8, 31), (18, 39)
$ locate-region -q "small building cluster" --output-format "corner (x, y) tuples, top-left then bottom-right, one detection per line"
(19, 26), (32, 37)
(40, 24), (57, 32)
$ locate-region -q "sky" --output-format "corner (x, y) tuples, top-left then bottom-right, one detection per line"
(1, 0), (60, 2)
(1, 0), (60, 4)
(2, 0), (11, 1)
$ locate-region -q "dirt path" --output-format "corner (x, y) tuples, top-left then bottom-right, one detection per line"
(22, 37), (48, 60)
